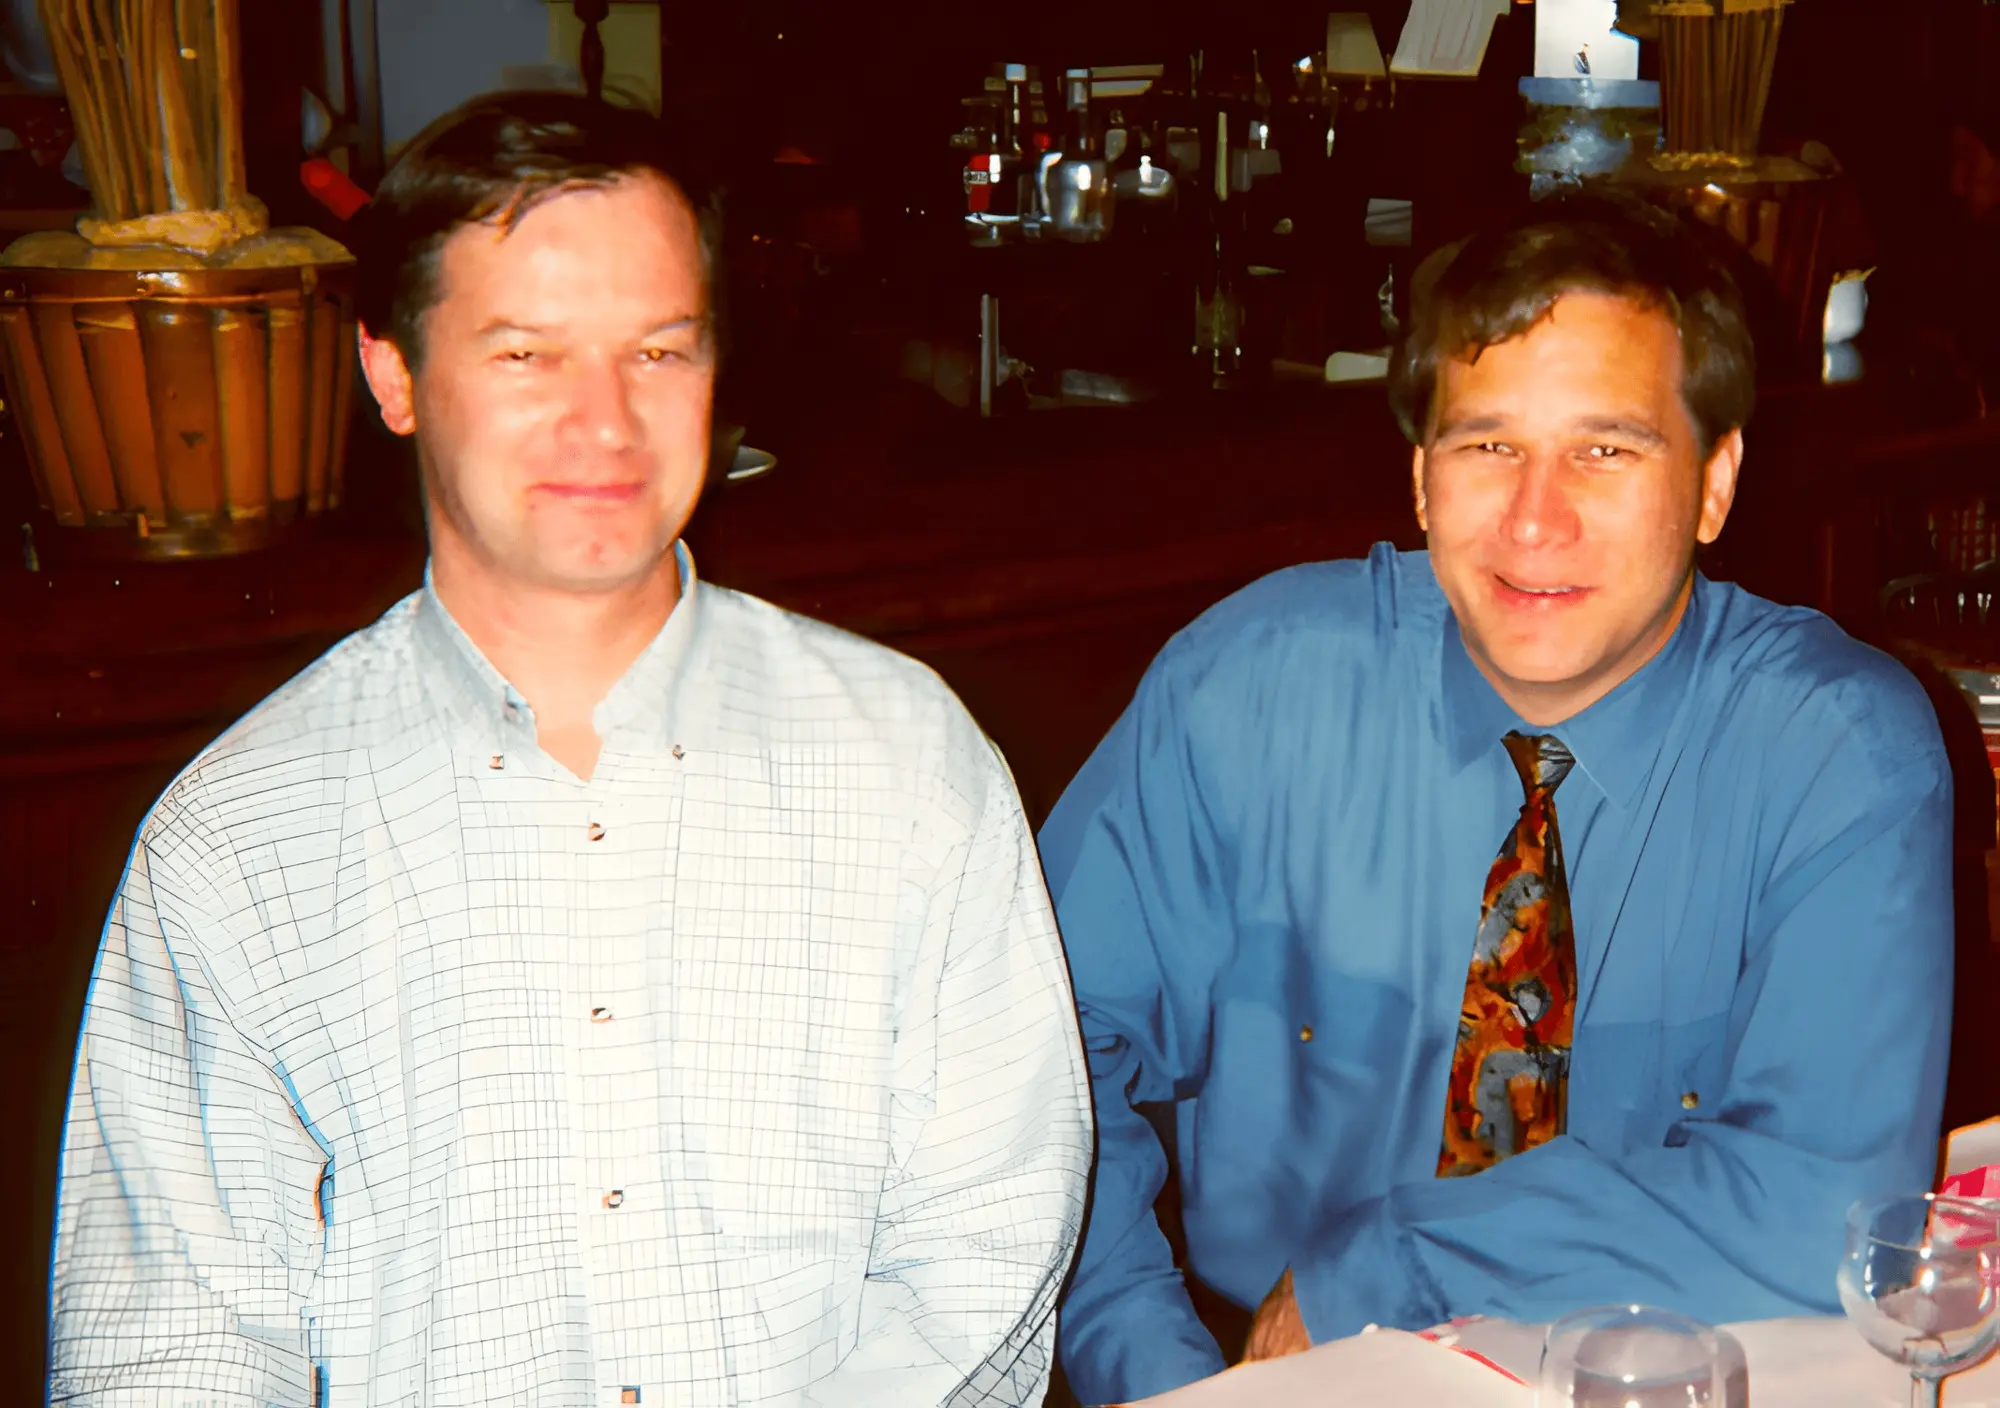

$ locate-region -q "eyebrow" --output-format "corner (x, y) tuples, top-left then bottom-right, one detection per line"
(473, 314), (710, 341)
(1573, 417), (1669, 450)
(1430, 414), (1669, 450)
(1432, 414), (1506, 441)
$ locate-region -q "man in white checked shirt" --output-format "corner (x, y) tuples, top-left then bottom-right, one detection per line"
(48, 92), (1092, 1407)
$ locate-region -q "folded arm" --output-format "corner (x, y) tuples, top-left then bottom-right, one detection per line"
(810, 743), (1094, 1408)
(1290, 752), (1956, 1340)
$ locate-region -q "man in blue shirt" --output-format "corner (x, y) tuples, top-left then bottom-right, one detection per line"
(1041, 197), (1955, 1405)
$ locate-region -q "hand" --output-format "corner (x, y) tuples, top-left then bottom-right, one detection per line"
(1242, 1266), (1312, 1363)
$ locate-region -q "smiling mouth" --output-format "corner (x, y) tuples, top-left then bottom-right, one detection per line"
(1496, 576), (1591, 603)
(535, 483), (644, 502)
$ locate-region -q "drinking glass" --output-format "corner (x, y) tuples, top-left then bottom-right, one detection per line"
(1838, 1194), (2000, 1408)
(1539, 1304), (1723, 1407)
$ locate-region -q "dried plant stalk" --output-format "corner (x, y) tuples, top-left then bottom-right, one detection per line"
(1658, 0), (1787, 157)
(1749, 6), (1783, 153)
(119, 0), (163, 210)
(38, 0), (250, 222)
(40, 0), (114, 216)
(154, 0), (205, 209)
(210, 0), (244, 207)
(88, 0), (141, 215)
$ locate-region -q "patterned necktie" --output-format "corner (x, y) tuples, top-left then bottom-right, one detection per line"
(1438, 731), (1577, 1177)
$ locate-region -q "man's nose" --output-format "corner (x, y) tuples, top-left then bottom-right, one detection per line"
(1499, 455), (1582, 548)
(564, 360), (641, 452)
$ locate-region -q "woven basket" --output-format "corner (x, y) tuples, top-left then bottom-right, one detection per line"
(0, 257), (355, 558)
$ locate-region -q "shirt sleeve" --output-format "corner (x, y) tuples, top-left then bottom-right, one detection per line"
(49, 828), (327, 1407)
(1290, 727), (1956, 1342)
(808, 738), (1094, 1408)
(1036, 645), (1239, 1407)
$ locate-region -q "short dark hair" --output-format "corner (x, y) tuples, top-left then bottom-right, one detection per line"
(354, 91), (722, 369)
(1389, 194), (1756, 451)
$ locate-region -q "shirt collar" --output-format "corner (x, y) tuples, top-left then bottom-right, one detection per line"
(1438, 574), (1705, 808)
(411, 541), (703, 760)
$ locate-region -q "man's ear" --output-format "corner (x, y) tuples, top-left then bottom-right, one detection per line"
(1411, 443), (1430, 533)
(358, 325), (417, 437)
(1695, 428), (1743, 545)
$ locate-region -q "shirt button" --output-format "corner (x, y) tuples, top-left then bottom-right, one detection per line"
(671, 743), (685, 761)
(1299, 1025), (1314, 1042)
(1681, 1091), (1700, 1109)
(587, 821), (605, 841)
(603, 1189), (625, 1209)
(590, 1006), (613, 1023)
(488, 755), (503, 770)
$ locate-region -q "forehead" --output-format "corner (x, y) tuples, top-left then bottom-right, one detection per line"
(1435, 292), (1686, 424)
(432, 173), (705, 322)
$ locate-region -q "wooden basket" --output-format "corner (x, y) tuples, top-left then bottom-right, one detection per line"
(0, 257), (355, 558)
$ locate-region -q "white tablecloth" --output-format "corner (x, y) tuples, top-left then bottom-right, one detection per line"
(1134, 1317), (2000, 1407)
(1717, 1317), (2000, 1406)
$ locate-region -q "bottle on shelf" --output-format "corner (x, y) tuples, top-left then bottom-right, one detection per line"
(957, 64), (1039, 240)
(1192, 95), (1247, 386)
(951, 91), (999, 228)
(1041, 68), (1113, 242)
(1106, 108), (1176, 236)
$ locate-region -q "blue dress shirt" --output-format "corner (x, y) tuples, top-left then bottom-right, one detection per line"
(1041, 544), (1954, 1407)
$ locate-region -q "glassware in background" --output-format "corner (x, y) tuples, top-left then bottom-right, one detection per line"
(1042, 69), (1113, 243)
(1539, 1304), (1723, 1407)
(1838, 1194), (2000, 1408)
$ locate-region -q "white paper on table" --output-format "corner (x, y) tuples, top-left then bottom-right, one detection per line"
(1945, 1115), (2000, 1178)
(1723, 1317), (2000, 1408)
(1389, 0), (1511, 78)
(1129, 1317), (2000, 1406)
(1431, 1316), (2000, 1408)
(1132, 1327), (1531, 1407)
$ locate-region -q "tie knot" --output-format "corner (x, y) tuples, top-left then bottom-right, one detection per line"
(1503, 731), (1574, 796)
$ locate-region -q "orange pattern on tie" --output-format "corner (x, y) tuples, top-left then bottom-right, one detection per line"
(1438, 731), (1577, 1177)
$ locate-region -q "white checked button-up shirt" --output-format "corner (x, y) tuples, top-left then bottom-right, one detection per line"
(50, 549), (1093, 1408)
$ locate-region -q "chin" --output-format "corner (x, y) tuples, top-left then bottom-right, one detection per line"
(1480, 639), (1604, 691)
(528, 540), (674, 593)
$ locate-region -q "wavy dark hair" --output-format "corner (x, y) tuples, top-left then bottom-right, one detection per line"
(354, 91), (722, 370)
(1389, 194), (1756, 452)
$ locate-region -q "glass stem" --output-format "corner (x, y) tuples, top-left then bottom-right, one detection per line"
(1912, 1373), (1942, 1408)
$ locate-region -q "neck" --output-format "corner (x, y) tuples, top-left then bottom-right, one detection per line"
(429, 535), (681, 767)
(1481, 573), (1695, 728)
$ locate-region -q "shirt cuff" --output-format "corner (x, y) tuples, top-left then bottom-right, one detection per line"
(1061, 1321), (1226, 1408)
(1292, 1193), (1446, 1345)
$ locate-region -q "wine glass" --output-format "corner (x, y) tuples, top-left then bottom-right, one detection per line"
(1539, 1304), (1722, 1407)
(1838, 1193), (2000, 1408)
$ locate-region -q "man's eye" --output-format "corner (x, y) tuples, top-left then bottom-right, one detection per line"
(1475, 441), (1511, 455)
(500, 349), (538, 364)
(1587, 445), (1624, 460)
(640, 347), (683, 364)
